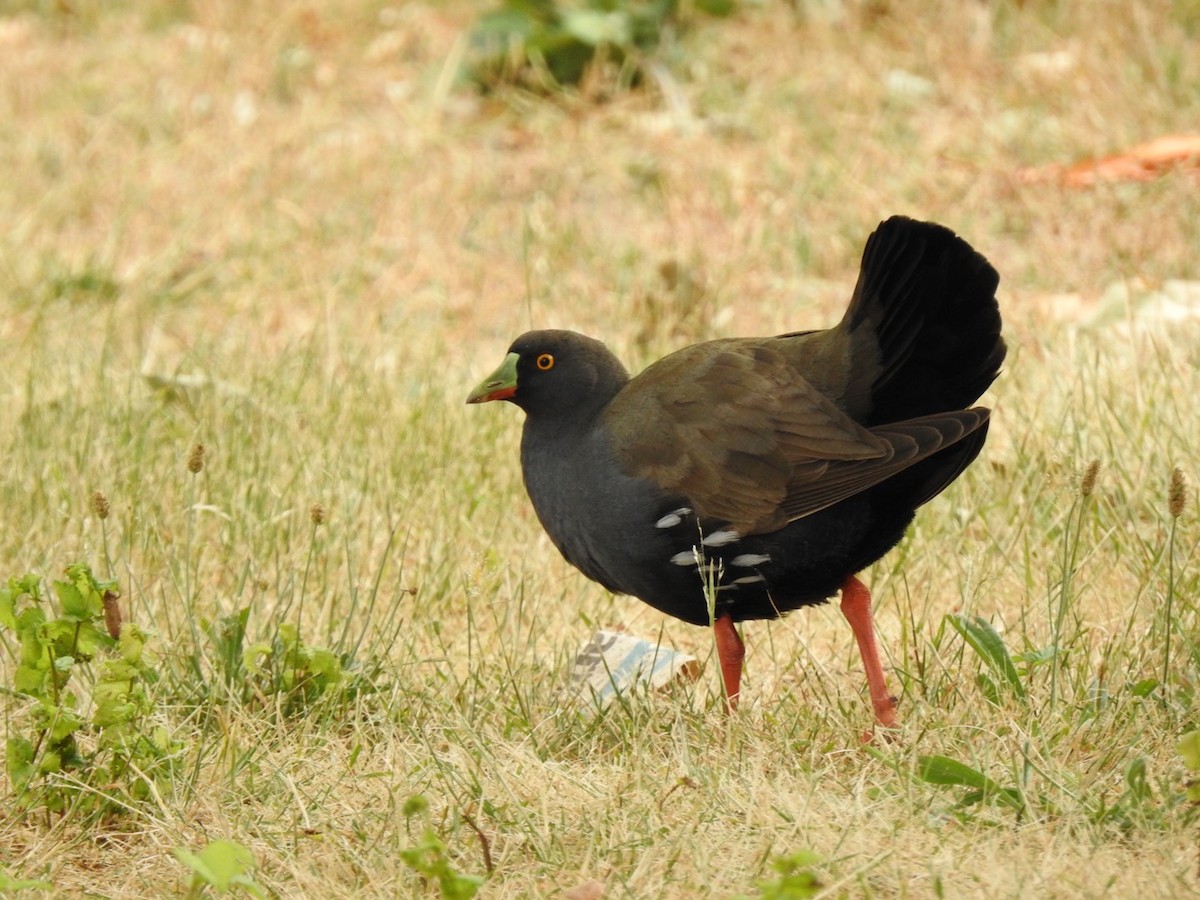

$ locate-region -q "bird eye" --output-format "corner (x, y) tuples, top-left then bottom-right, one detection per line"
(536, 353), (555, 371)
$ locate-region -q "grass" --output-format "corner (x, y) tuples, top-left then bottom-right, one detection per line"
(1, 0), (1199, 895)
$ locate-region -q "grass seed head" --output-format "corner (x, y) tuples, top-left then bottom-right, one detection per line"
(1169, 467), (1188, 518)
(91, 490), (110, 520)
(1081, 459), (1102, 498)
(187, 443), (206, 474)
(310, 503), (327, 525)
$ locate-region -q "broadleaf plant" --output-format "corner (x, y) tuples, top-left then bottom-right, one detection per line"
(468, 0), (736, 94)
(0, 564), (182, 819)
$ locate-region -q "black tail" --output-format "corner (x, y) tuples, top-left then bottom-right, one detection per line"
(841, 217), (1006, 425)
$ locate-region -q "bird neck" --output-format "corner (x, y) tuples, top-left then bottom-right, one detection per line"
(520, 394), (605, 445)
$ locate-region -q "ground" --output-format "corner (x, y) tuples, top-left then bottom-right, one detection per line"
(0, 1), (1198, 896)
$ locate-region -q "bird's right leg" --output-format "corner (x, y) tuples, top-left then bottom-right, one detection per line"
(713, 611), (745, 713)
(840, 574), (899, 734)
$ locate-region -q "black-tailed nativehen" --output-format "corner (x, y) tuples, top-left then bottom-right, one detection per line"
(467, 216), (1005, 734)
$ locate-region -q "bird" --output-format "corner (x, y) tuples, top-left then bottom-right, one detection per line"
(467, 216), (1005, 733)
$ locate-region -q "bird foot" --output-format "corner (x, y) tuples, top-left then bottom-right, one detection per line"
(858, 724), (901, 746)
(873, 694), (899, 728)
(859, 694), (900, 745)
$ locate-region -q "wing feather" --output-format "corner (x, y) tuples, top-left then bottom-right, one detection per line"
(604, 340), (988, 533)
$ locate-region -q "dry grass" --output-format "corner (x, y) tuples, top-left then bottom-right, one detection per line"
(1, 0), (1199, 896)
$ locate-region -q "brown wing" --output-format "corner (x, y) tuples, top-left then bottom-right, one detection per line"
(604, 340), (987, 534)
(777, 408), (990, 522)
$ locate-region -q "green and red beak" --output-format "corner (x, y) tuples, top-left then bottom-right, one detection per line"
(466, 351), (519, 404)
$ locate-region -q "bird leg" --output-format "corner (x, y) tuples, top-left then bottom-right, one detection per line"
(713, 612), (745, 712)
(840, 575), (899, 732)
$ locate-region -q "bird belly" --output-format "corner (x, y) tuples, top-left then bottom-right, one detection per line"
(596, 493), (914, 627)
(636, 504), (874, 625)
(520, 433), (914, 628)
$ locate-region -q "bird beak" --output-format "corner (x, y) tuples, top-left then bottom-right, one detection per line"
(466, 352), (519, 404)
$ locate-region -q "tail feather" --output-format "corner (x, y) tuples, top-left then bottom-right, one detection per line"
(841, 217), (1006, 425)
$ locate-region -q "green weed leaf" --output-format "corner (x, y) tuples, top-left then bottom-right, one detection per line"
(0, 868), (53, 891)
(399, 832), (484, 900)
(119, 624), (147, 663)
(1130, 678), (1160, 698)
(974, 672), (1000, 706)
(306, 648), (343, 684)
(1124, 756), (1151, 804)
(562, 9), (631, 47)
(174, 839), (266, 898)
(472, 8), (541, 41)
(53, 580), (89, 620)
(0, 575), (40, 631)
(1176, 730), (1200, 771)
(399, 796), (484, 899)
(919, 754), (997, 790)
(947, 614), (1027, 701)
(403, 794), (430, 817)
(14, 663), (46, 694)
(1178, 732), (1200, 802)
(243, 641), (272, 676)
(6, 737), (37, 790)
(756, 849), (823, 899)
(41, 703), (85, 743)
(917, 755), (1024, 810)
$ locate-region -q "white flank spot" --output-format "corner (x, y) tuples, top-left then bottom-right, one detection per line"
(733, 574), (765, 585)
(656, 508), (692, 529)
(670, 550), (699, 567)
(731, 553), (771, 567)
(701, 529), (740, 548)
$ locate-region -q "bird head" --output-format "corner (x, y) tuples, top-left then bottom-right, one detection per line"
(467, 329), (629, 418)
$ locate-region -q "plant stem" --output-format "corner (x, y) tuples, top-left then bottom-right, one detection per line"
(1162, 514), (1177, 694)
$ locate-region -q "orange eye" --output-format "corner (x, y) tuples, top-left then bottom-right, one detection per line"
(536, 353), (555, 371)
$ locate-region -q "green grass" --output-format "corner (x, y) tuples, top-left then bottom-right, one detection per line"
(1, 0), (1199, 895)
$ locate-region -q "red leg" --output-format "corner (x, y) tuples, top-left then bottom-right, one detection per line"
(840, 575), (899, 732)
(713, 612), (745, 712)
